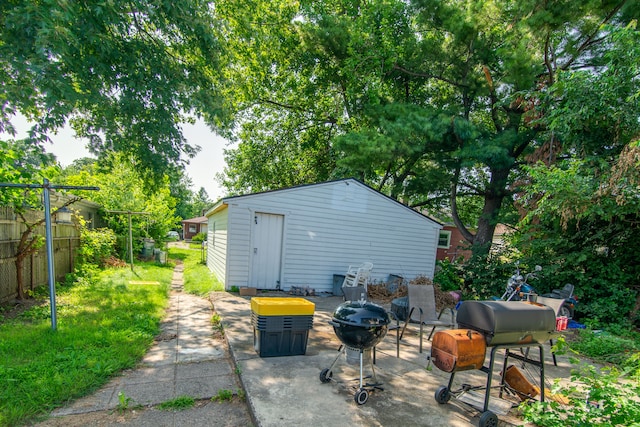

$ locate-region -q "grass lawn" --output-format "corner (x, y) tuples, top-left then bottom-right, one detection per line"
(0, 261), (175, 427)
(168, 245), (224, 295)
(0, 245), (224, 426)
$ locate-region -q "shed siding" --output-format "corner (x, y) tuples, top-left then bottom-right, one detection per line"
(213, 180), (440, 292)
(225, 203), (252, 287)
(207, 209), (228, 283)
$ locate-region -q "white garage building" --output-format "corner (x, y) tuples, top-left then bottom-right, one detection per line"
(205, 179), (442, 293)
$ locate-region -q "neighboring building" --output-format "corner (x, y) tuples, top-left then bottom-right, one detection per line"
(436, 223), (512, 262)
(181, 216), (208, 241)
(205, 179), (442, 293)
(70, 198), (103, 229)
(436, 224), (473, 261)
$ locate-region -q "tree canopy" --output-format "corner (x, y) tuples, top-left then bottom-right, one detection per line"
(1, 0), (638, 322)
(62, 154), (179, 253)
(1, 0), (228, 186)
(217, 0), (639, 256)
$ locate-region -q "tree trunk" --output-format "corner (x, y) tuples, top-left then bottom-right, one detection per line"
(15, 254), (25, 300)
(472, 167), (511, 257)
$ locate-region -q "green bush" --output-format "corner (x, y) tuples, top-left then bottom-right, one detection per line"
(519, 358), (640, 427)
(459, 251), (518, 300)
(433, 259), (464, 292)
(191, 232), (207, 243)
(77, 227), (117, 268)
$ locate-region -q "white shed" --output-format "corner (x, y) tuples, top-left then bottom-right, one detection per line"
(205, 179), (442, 292)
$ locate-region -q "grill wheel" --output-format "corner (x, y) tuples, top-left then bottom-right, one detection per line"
(434, 386), (451, 404)
(354, 388), (369, 405)
(319, 368), (332, 383)
(479, 411), (498, 427)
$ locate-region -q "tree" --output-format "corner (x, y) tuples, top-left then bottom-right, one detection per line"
(217, 0), (638, 257)
(1, 1), (226, 186)
(0, 139), (74, 299)
(192, 187), (213, 217)
(62, 154), (179, 257)
(510, 23), (640, 326)
(165, 169), (201, 221)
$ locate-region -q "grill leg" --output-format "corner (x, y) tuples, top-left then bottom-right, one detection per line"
(447, 371), (456, 391)
(500, 349), (512, 399)
(484, 346), (501, 412)
(539, 345), (545, 403)
(326, 345), (346, 374)
(368, 349), (381, 386)
(359, 350), (364, 389)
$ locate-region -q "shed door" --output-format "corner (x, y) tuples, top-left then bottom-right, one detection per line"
(250, 212), (284, 289)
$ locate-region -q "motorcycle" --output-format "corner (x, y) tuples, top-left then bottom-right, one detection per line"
(499, 263), (541, 302)
(495, 263), (578, 319)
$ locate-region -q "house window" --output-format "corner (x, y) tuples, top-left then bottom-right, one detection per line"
(438, 230), (452, 248)
(189, 224), (197, 233)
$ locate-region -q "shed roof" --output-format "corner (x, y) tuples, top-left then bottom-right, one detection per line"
(205, 178), (441, 225)
(181, 215), (208, 224)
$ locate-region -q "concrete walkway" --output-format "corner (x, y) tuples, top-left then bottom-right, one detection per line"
(40, 260), (574, 427)
(38, 261), (253, 427)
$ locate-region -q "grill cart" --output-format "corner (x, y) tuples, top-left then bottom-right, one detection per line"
(431, 300), (557, 427)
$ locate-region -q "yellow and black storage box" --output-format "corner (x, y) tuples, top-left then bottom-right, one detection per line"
(250, 297), (315, 357)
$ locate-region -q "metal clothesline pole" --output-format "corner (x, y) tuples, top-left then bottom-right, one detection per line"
(0, 179), (99, 331)
(105, 210), (149, 271)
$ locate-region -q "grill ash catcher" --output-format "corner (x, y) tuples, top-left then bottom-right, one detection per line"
(319, 299), (392, 405)
(430, 300), (558, 427)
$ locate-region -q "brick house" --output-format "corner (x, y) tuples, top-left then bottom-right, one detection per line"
(181, 215), (208, 241)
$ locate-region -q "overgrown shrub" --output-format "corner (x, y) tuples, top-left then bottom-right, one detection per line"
(519, 358), (640, 427)
(191, 232), (207, 243)
(459, 252), (518, 300)
(510, 210), (640, 327)
(78, 227), (117, 268)
(433, 259), (464, 292)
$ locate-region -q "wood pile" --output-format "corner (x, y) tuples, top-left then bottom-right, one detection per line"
(367, 275), (459, 310)
(367, 282), (407, 303)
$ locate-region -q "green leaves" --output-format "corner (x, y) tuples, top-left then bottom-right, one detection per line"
(61, 154), (179, 250)
(1, 0), (225, 185)
(0, 139), (58, 209)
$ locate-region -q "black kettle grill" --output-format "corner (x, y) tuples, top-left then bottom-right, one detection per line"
(319, 300), (391, 405)
(330, 300), (390, 349)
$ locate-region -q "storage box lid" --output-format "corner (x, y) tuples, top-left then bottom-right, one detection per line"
(456, 300), (556, 346)
(251, 297), (315, 316)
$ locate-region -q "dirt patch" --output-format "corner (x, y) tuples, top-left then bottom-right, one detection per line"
(0, 297), (48, 322)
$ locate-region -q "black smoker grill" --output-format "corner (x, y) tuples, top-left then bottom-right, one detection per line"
(319, 300), (390, 405)
(432, 301), (557, 427)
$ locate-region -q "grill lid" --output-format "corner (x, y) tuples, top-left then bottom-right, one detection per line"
(456, 300), (556, 346)
(331, 301), (390, 349)
(332, 300), (390, 328)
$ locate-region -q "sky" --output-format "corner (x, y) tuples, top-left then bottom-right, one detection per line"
(7, 115), (232, 201)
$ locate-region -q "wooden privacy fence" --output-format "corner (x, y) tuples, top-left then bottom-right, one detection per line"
(0, 206), (80, 303)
